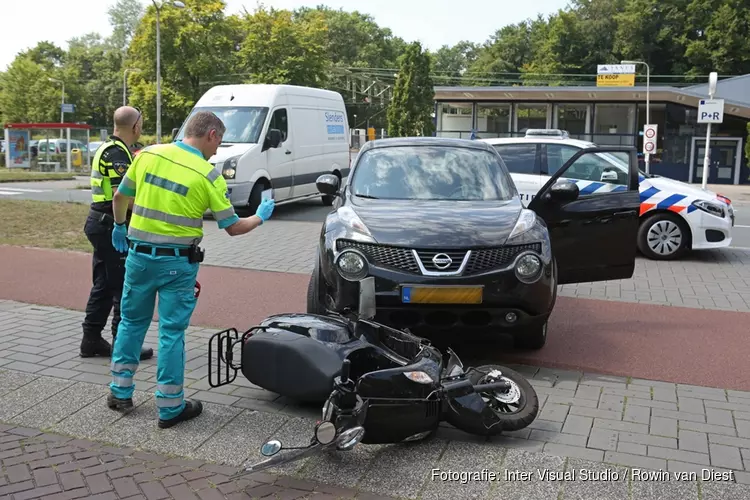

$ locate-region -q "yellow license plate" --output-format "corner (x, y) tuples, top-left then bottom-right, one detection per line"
(401, 285), (483, 304)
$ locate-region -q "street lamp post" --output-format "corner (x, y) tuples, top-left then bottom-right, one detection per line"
(123, 68), (141, 106)
(621, 60), (651, 173)
(151, 0), (185, 144)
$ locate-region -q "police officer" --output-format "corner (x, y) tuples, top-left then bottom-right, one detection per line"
(107, 111), (275, 428)
(81, 106), (154, 361)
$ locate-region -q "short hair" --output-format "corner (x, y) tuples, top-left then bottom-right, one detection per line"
(184, 111), (226, 139)
(113, 106), (140, 128)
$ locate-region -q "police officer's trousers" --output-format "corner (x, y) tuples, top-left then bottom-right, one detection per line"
(109, 247), (199, 420)
(82, 211), (125, 340)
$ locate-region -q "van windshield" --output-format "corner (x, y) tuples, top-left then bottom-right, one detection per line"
(175, 106), (269, 144)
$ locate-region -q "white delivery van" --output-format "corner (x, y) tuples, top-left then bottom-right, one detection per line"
(173, 84), (351, 212)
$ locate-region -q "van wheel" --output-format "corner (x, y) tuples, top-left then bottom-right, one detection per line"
(248, 183), (265, 215)
(638, 212), (689, 260)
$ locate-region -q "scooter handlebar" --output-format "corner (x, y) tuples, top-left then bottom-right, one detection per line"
(341, 359), (351, 383)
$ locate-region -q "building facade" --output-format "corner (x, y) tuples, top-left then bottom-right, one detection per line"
(433, 75), (750, 185)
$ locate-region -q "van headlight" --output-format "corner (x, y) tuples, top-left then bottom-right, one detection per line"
(222, 156), (240, 179)
(692, 200), (725, 218)
(335, 250), (368, 281)
(514, 252), (542, 283)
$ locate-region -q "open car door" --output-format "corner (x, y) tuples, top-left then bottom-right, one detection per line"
(527, 146), (640, 285)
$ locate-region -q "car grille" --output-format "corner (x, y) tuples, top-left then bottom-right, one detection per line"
(336, 240), (542, 276)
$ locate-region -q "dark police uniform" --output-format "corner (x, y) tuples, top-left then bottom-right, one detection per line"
(81, 136), (153, 360)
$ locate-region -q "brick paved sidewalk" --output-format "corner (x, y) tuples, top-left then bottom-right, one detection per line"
(0, 425), (384, 500)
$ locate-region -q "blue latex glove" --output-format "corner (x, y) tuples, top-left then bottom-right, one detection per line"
(112, 223), (128, 253)
(255, 198), (275, 223)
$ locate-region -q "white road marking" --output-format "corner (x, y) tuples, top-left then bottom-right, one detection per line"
(0, 187), (50, 196)
(0, 190), (23, 196)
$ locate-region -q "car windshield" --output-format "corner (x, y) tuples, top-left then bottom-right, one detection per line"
(174, 106), (269, 144)
(350, 145), (516, 201)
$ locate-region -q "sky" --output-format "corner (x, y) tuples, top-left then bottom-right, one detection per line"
(0, 0), (569, 71)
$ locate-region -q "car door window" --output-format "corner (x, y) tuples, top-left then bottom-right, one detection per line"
(269, 108), (288, 142)
(558, 151), (630, 193)
(545, 144), (579, 176)
(491, 144), (538, 174)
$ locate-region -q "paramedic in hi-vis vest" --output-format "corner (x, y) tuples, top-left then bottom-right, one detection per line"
(81, 106), (154, 361)
(107, 111), (275, 428)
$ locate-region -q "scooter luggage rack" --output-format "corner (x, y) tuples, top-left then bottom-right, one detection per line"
(208, 325), (268, 388)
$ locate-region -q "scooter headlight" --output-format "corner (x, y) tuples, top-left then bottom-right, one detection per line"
(404, 371), (434, 384)
(336, 426), (365, 451)
(514, 252), (542, 283)
(336, 250), (368, 281)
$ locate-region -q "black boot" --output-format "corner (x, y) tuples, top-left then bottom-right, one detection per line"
(158, 399), (203, 429)
(107, 393), (134, 413)
(80, 336), (112, 358)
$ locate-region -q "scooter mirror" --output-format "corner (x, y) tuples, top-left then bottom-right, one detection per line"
(260, 440), (282, 456)
(315, 421), (336, 445)
(358, 277), (376, 320)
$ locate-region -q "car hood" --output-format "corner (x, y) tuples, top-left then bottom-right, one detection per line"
(348, 197), (524, 247)
(644, 175), (724, 202)
(207, 143), (255, 165)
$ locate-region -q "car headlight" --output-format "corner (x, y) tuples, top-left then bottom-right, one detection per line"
(515, 252), (542, 283)
(335, 250), (368, 281)
(692, 200), (725, 218)
(337, 206), (373, 238)
(222, 156), (240, 179)
(508, 209), (537, 239)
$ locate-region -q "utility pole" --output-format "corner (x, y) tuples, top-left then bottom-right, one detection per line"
(151, 1), (185, 143)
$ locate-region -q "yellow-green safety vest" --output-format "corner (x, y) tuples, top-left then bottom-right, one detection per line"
(122, 143), (228, 246)
(90, 138), (133, 202)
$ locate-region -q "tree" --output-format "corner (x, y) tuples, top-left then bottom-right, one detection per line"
(0, 57), (62, 123)
(430, 41), (479, 83)
(108, 0), (145, 52)
(237, 5), (329, 86)
(386, 42), (435, 137)
(125, 0), (242, 133)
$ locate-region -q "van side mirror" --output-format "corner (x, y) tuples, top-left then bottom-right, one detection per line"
(358, 277), (376, 320)
(546, 180), (579, 202)
(316, 174), (339, 196)
(171, 128), (179, 141)
(263, 129), (282, 151)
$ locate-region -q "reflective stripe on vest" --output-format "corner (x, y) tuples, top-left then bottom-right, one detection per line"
(127, 144), (220, 246)
(90, 139), (133, 202)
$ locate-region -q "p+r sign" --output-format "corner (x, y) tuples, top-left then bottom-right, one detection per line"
(698, 99), (724, 124)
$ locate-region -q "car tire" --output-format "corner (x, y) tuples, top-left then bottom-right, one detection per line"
(638, 212), (689, 260)
(306, 263), (326, 314)
(514, 321), (547, 350)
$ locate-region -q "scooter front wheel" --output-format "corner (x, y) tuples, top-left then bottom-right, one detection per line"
(447, 364), (539, 436)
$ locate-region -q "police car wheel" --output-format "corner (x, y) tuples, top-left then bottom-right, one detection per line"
(514, 321), (547, 350)
(638, 213), (689, 260)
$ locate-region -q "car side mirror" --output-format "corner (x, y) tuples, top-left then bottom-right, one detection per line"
(263, 129), (282, 151)
(316, 174), (340, 196)
(600, 168), (619, 183)
(171, 128), (179, 141)
(358, 276), (376, 321)
(547, 180), (579, 202)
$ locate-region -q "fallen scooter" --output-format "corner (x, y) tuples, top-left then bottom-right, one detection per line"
(207, 277), (539, 476)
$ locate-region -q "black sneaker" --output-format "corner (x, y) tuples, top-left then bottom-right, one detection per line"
(80, 337), (112, 358)
(107, 393), (134, 413)
(158, 399), (203, 429)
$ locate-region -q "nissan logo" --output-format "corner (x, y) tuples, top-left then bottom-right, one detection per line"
(432, 253), (453, 270)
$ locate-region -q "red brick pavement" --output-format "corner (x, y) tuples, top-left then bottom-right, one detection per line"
(0, 424), (395, 500)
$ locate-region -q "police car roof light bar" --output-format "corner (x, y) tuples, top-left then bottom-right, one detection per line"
(524, 129), (569, 139)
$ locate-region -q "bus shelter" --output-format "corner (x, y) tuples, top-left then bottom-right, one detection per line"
(3, 122), (92, 173)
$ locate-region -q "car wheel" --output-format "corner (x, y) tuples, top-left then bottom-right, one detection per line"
(514, 321), (547, 350)
(306, 264), (326, 314)
(638, 212), (689, 260)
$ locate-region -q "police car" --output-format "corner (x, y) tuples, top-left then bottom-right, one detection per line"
(481, 130), (735, 260)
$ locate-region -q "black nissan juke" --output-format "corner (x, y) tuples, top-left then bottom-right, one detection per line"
(307, 137), (641, 349)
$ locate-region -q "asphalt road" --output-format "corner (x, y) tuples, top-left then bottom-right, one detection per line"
(3, 177), (750, 246)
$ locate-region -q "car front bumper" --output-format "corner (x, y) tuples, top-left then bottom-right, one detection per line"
(689, 203), (734, 250)
(320, 239), (557, 334)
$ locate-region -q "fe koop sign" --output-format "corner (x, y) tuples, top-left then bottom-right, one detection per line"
(698, 99), (724, 124)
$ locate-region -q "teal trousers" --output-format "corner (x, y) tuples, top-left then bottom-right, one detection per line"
(109, 246), (199, 420)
